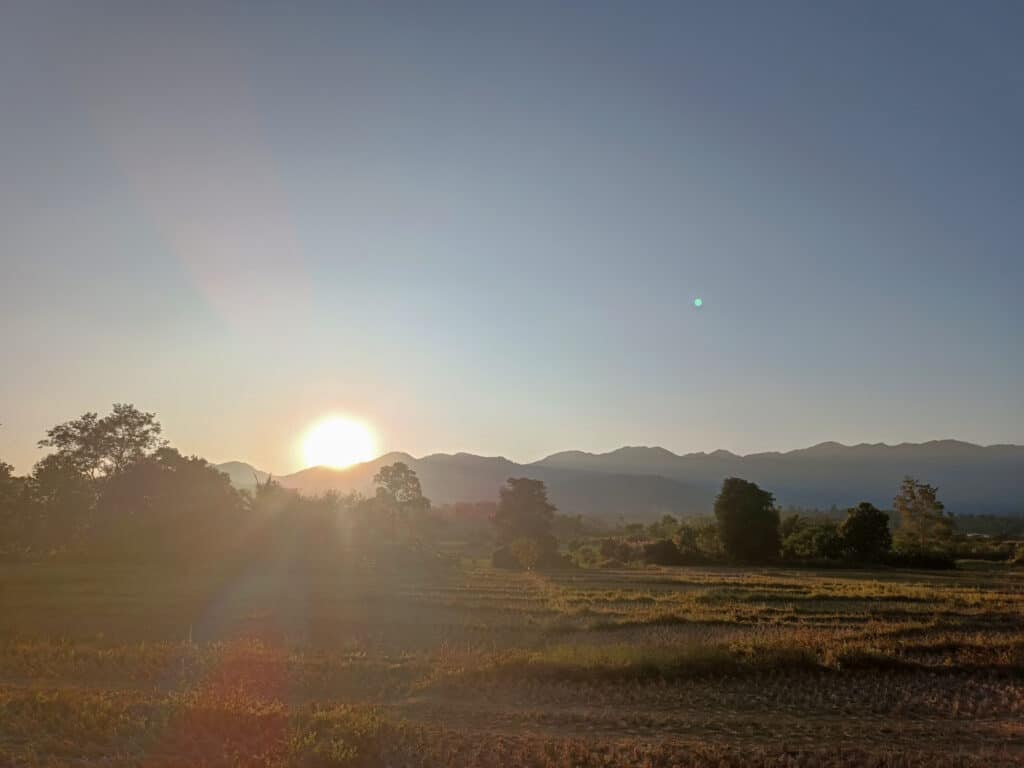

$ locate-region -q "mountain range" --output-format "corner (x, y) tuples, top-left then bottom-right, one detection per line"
(217, 441), (1024, 520)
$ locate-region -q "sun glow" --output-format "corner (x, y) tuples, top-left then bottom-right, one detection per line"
(302, 417), (377, 469)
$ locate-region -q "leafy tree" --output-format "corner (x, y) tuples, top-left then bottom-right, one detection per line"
(781, 519), (842, 561)
(37, 412), (105, 479)
(373, 462), (430, 535)
(493, 477), (556, 544)
(374, 462), (428, 508)
(29, 453), (95, 544)
(713, 477), (780, 562)
(101, 404), (166, 475)
(492, 478), (559, 570)
(94, 447), (245, 556)
(38, 404), (164, 480)
(893, 477), (954, 553)
(839, 502), (892, 562)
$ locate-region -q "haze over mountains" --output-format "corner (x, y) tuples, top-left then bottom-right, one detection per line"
(218, 441), (1024, 520)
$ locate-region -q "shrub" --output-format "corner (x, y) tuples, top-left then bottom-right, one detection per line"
(641, 538), (688, 566)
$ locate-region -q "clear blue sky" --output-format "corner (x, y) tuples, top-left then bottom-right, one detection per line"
(2, 2), (1022, 473)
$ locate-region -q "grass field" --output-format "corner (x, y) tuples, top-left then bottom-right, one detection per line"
(2, 555), (1023, 766)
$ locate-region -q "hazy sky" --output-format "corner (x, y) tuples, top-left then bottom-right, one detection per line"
(2, 2), (1022, 474)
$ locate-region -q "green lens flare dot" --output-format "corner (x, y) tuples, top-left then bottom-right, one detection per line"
(694, 298), (703, 308)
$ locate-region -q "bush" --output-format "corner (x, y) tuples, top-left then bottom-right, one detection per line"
(641, 538), (688, 566)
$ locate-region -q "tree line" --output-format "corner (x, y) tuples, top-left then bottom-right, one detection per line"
(557, 476), (1005, 571)
(0, 405), (438, 565)
(3, 405), (1020, 570)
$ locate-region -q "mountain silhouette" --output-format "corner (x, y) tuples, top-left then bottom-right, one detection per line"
(217, 440), (1024, 520)
(214, 461), (271, 488)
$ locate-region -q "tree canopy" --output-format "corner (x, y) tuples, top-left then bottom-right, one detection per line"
(38, 404), (165, 481)
(839, 502), (892, 562)
(493, 477), (556, 544)
(893, 477), (954, 553)
(713, 477), (780, 562)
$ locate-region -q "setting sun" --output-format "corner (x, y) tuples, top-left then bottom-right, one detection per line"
(302, 417), (377, 469)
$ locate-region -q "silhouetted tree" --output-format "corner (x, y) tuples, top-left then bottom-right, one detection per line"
(493, 477), (556, 544)
(0, 461), (27, 548)
(0, 461), (18, 510)
(714, 477), (780, 562)
(373, 462), (430, 536)
(94, 447), (245, 555)
(38, 404), (164, 481)
(28, 453), (95, 545)
(839, 502), (892, 562)
(373, 462), (429, 510)
(893, 477), (954, 553)
(491, 478), (559, 569)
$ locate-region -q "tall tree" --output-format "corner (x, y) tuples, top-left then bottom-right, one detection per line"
(839, 502), (892, 562)
(893, 477), (954, 553)
(493, 477), (556, 544)
(713, 477), (780, 562)
(373, 462), (430, 535)
(373, 462), (429, 510)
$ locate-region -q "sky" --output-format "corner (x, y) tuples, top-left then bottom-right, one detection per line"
(2, 1), (1022, 474)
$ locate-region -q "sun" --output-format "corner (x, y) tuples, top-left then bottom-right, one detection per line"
(302, 417), (377, 469)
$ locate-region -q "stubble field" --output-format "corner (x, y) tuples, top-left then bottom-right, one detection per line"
(1, 555), (1022, 766)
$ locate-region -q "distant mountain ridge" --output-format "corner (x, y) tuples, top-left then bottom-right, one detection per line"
(214, 461), (271, 488)
(216, 440), (1024, 520)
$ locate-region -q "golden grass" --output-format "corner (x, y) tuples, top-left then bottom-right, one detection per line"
(1, 559), (1023, 765)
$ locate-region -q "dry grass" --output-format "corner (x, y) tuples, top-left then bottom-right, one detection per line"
(1, 557), (1023, 765)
